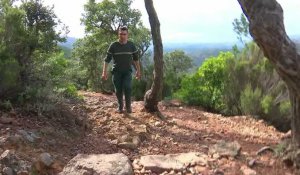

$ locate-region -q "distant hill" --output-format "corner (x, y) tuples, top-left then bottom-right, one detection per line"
(60, 45), (72, 58)
(291, 35), (300, 41)
(60, 37), (78, 49)
(59, 37), (78, 58)
(163, 38), (300, 67)
(163, 42), (234, 67)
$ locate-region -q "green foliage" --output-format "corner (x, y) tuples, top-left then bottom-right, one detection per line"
(0, 0), (79, 114)
(0, 56), (20, 93)
(233, 13), (250, 44)
(240, 84), (262, 115)
(130, 26), (151, 57)
(261, 95), (273, 114)
(41, 52), (79, 98)
(66, 57), (88, 90)
(0, 100), (13, 111)
(131, 52), (154, 100)
(16, 51), (80, 104)
(274, 141), (289, 157)
(132, 78), (147, 100)
(226, 43), (290, 130)
(83, 0), (141, 34)
(176, 52), (233, 111)
(163, 50), (193, 98)
(174, 74), (202, 105)
(0, 1), (25, 97)
(55, 84), (78, 98)
(176, 42), (291, 131)
(280, 101), (291, 116)
(72, 35), (107, 92)
(20, 0), (66, 51)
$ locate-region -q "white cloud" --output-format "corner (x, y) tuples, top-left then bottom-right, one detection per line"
(43, 0), (86, 38)
(132, 0), (243, 43)
(277, 0), (300, 36)
(38, 0), (300, 42)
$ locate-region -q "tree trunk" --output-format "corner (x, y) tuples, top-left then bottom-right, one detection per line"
(143, 0), (164, 112)
(290, 88), (300, 147)
(237, 0), (300, 146)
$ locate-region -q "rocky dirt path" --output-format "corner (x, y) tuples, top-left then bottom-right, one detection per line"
(0, 91), (298, 175)
(63, 91), (296, 175)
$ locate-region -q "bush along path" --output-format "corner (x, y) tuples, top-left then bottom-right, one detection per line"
(0, 91), (298, 175)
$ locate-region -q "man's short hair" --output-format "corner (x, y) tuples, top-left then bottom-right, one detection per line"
(119, 26), (128, 32)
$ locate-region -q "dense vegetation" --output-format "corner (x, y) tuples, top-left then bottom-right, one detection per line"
(175, 43), (291, 131)
(0, 0), (78, 114)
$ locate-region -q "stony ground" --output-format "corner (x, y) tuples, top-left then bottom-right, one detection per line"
(0, 91), (299, 175)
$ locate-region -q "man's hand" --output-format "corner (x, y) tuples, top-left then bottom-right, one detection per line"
(102, 72), (108, 80)
(135, 71), (141, 80)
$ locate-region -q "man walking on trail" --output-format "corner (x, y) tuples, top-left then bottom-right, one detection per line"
(102, 26), (141, 113)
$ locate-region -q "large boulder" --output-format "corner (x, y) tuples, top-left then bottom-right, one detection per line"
(32, 152), (62, 174)
(240, 165), (257, 175)
(60, 153), (133, 175)
(209, 140), (241, 158)
(138, 152), (208, 173)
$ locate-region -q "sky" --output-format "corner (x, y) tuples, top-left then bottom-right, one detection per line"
(43, 0), (300, 44)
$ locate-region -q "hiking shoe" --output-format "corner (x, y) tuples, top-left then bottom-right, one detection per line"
(126, 108), (132, 113)
(116, 109), (123, 114)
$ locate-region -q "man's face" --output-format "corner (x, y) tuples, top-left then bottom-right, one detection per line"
(118, 30), (128, 41)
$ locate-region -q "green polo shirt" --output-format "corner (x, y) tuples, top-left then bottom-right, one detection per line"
(105, 41), (139, 72)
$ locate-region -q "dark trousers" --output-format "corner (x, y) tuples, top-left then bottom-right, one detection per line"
(112, 70), (132, 111)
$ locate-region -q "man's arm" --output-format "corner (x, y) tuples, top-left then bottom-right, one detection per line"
(133, 60), (141, 80)
(132, 43), (141, 80)
(102, 43), (114, 80)
(102, 62), (108, 80)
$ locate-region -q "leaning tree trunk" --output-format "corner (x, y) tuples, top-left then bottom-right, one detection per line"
(237, 0), (300, 147)
(143, 0), (164, 112)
